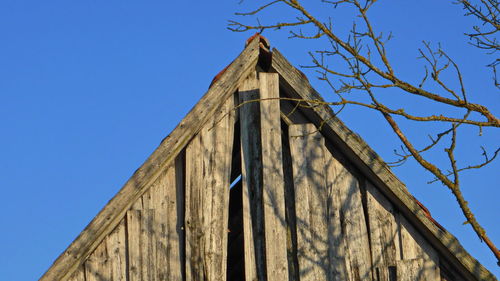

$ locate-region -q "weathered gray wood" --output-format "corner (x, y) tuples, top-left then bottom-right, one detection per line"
(85, 238), (110, 281)
(288, 124), (329, 281)
(185, 96), (234, 281)
(106, 220), (127, 281)
(136, 165), (182, 280)
(239, 71), (261, 281)
(366, 181), (401, 281)
(270, 48), (496, 281)
(127, 209), (157, 281)
(399, 215), (440, 280)
(396, 258), (425, 281)
(67, 265), (85, 281)
(323, 145), (372, 281)
(259, 72), (289, 281)
(40, 33), (261, 281)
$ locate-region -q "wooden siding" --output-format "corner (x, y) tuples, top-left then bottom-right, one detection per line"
(43, 68), (494, 281)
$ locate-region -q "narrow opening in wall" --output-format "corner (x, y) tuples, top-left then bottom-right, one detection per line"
(230, 174), (242, 189)
(226, 118), (245, 280)
(388, 266), (397, 281)
(280, 119), (300, 280)
(226, 179), (245, 281)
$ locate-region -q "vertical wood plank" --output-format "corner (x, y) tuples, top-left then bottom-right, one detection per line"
(259, 72), (289, 281)
(127, 209), (159, 281)
(127, 209), (142, 281)
(239, 72), (261, 281)
(324, 148), (372, 281)
(288, 124), (329, 281)
(185, 96), (235, 281)
(399, 215), (440, 280)
(396, 258), (425, 281)
(85, 238), (110, 281)
(106, 220), (127, 281)
(366, 181), (400, 281)
(141, 166), (183, 280)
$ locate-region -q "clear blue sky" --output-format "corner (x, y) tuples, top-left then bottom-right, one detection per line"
(0, 1), (498, 280)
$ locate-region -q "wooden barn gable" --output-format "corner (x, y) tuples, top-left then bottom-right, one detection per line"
(40, 35), (496, 281)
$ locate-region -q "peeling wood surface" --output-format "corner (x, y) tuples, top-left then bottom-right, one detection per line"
(185, 96), (235, 281)
(288, 124), (329, 281)
(259, 72), (289, 281)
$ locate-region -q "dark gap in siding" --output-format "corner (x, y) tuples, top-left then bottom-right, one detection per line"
(226, 180), (245, 281)
(388, 266), (397, 281)
(175, 151), (186, 281)
(123, 213), (131, 281)
(396, 212), (404, 260)
(359, 178), (375, 280)
(230, 121), (242, 184)
(227, 118), (245, 281)
(82, 263), (88, 281)
(281, 120), (300, 281)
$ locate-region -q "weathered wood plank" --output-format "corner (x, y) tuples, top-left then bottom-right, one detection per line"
(324, 146), (372, 281)
(239, 71), (261, 281)
(85, 238), (110, 281)
(288, 124), (329, 281)
(138, 165), (183, 280)
(323, 144), (349, 281)
(106, 220), (127, 281)
(67, 265), (85, 281)
(259, 72), (289, 281)
(127, 209), (157, 281)
(396, 258), (425, 281)
(271, 48), (496, 281)
(366, 181), (400, 281)
(40, 33), (261, 281)
(185, 96), (235, 281)
(399, 215), (440, 280)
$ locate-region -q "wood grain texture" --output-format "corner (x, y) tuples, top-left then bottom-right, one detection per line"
(366, 181), (401, 281)
(399, 215), (440, 281)
(239, 71), (261, 281)
(106, 220), (127, 281)
(288, 124), (329, 281)
(127, 209), (157, 281)
(185, 96), (235, 281)
(85, 238), (110, 281)
(67, 266), (85, 281)
(324, 144), (372, 281)
(40, 33), (260, 281)
(396, 258), (426, 281)
(270, 48), (496, 281)
(259, 72), (289, 281)
(324, 164), (350, 281)
(141, 165), (183, 280)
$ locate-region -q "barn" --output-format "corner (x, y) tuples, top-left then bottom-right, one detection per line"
(40, 34), (496, 281)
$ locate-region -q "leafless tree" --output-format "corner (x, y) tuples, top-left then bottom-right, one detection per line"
(229, 0), (500, 264)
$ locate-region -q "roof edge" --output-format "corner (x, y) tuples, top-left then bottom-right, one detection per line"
(40, 35), (262, 281)
(269, 47), (497, 281)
